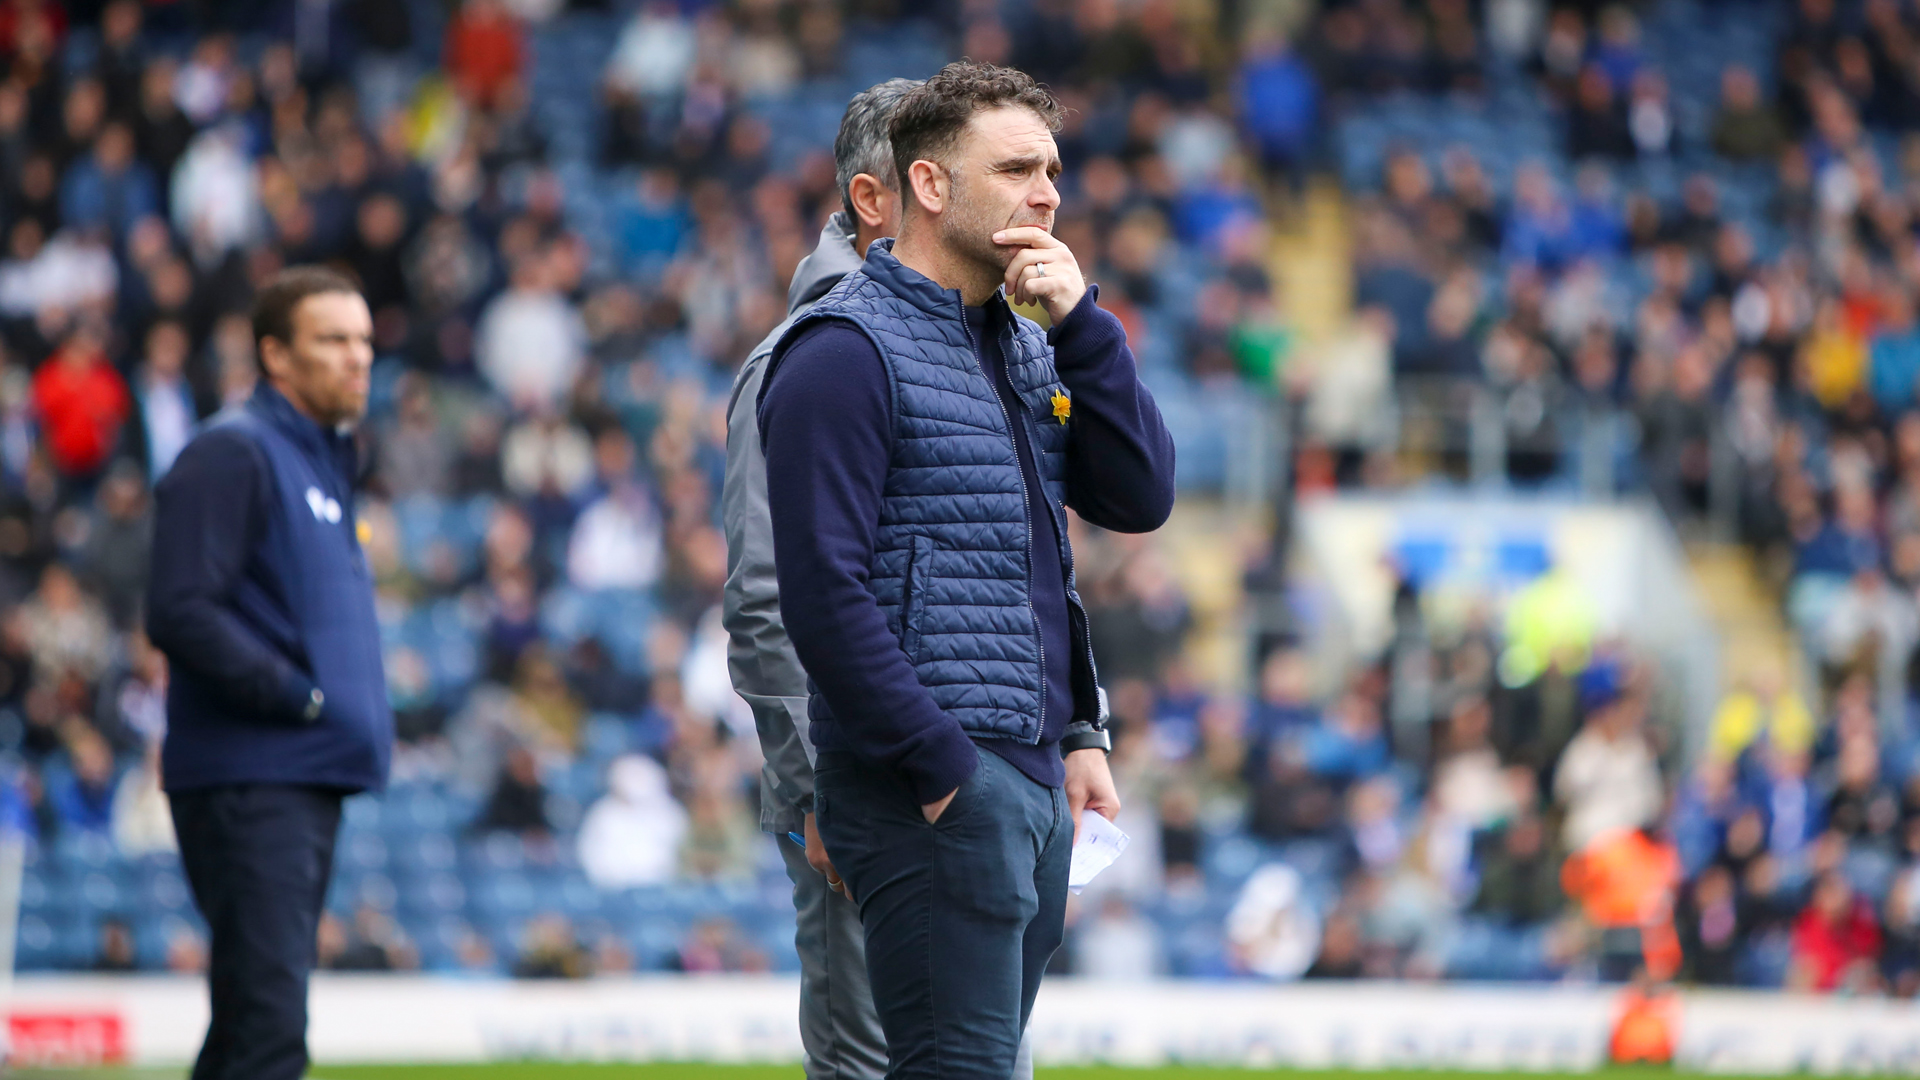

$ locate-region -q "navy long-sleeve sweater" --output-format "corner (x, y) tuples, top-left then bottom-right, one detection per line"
(759, 286), (1175, 801)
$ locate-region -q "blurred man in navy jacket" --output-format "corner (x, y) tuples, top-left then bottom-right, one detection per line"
(147, 265), (390, 1080)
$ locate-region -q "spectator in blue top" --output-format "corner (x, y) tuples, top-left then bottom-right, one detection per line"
(1504, 164), (1578, 273)
(1794, 486), (1883, 580)
(1303, 688), (1391, 785)
(1590, 6), (1645, 94)
(1567, 166), (1628, 262)
(1173, 155), (1264, 252)
(1249, 647), (1319, 752)
(1236, 32), (1317, 188)
(59, 122), (158, 242)
(50, 730), (117, 835)
(1871, 290), (1920, 412)
(614, 168), (688, 278)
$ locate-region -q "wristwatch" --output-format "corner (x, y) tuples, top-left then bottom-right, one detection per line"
(1059, 684), (1113, 756)
(302, 688), (325, 723)
(1059, 720), (1111, 757)
(1059, 721), (1111, 756)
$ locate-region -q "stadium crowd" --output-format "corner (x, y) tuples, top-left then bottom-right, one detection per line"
(0, 0), (1916, 999)
(1314, 0), (1920, 993)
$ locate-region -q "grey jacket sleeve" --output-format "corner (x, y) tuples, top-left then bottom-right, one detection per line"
(722, 341), (817, 834)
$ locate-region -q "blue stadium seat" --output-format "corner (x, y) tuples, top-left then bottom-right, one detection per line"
(342, 793), (385, 833)
(341, 831), (391, 873)
(549, 873), (604, 920)
(1445, 919), (1558, 982)
(18, 865), (61, 917)
(390, 831), (459, 875)
(1166, 920), (1229, 978)
(136, 864), (194, 915)
(13, 911), (66, 973)
(628, 913), (684, 970)
(463, 831), (530, 873)
(329, 871), (400, 915)
(387, 784), (460, 833)
(472, 869), (538, 921)
(74, 870), (132, 920)
(51, 830), (118, 873)
(396, 871), (469, 922)
(582, 713), (635, 764)
(132, 911), (193, 970)
(1202, 834), (1263, 891)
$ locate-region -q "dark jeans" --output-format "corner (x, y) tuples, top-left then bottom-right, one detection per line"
(815, 744), (1071, 1080)
(170, 784), (344, 1080)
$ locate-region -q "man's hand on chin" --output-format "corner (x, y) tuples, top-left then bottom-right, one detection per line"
(1064, 747), (1119, 842)
(996, 226), (1087, 323)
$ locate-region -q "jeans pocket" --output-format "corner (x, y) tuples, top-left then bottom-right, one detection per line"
(930, 745), (991, 830)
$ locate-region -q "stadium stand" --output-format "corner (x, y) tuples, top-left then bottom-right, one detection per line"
(0, 0), (1916, 1002)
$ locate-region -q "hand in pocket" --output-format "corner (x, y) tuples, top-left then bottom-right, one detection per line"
(921, 787), (957, 824)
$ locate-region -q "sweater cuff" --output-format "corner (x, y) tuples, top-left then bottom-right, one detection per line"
(898, 724), (981, 806)
(1046, 285), (1123, 367)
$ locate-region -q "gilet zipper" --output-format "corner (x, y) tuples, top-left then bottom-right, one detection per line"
(960, 302), (1045, 745)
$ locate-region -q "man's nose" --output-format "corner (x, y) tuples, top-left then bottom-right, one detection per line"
(1032, 174), (1060, 210)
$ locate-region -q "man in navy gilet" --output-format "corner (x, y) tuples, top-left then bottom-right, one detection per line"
(147, 266), (390, 1080)
(759, 63), (1176, 1079)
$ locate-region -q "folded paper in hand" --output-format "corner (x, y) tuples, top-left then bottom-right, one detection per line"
(1068, 812), (1129, 894)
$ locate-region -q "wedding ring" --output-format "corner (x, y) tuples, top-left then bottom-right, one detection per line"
(1033, 262), (1048, 277)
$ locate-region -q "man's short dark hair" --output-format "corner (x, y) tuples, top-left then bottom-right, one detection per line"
(888, 62), (1063, 195)
(251, 265), (360, 350)
(835, 78), (920, 218)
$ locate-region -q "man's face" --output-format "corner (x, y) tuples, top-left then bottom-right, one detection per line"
(936, 105), (1062, 277)
(267, 291), (374, 426)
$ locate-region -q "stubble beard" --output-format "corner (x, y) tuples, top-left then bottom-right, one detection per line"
(939, 170), (1053, 286)
(939, 171), (1011, 281)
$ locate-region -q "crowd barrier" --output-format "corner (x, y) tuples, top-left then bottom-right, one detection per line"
(8, 975), (1920, 1072)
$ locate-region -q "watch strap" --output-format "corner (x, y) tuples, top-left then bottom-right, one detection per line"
(1059, 720), (1111, 757)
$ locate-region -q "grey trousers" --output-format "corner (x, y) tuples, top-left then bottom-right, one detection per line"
(781, 836), (888, 1080)
(779, 835), (1035, 1080)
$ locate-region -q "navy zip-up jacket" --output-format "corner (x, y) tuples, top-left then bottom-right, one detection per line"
(760, 283), (1174, 801)
(147, 382), (392, 794)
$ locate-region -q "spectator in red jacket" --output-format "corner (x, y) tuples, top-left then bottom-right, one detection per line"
(31, 325), (130, 480)
(0, 0), (66, 59)
(445, 0), (523, 110)
(1788, 872), (1883, 992)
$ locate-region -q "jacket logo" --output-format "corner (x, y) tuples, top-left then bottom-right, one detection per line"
(305, 486), (342, 524)
(1050, 389), (1071, 424)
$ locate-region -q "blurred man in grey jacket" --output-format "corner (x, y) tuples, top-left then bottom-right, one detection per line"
(722, 79), (910, 1080)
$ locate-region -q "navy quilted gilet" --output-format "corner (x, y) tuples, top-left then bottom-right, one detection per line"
(763, 241), (1097, 744)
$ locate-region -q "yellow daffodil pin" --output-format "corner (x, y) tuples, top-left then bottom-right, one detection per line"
(1050, 389), (1070, 424)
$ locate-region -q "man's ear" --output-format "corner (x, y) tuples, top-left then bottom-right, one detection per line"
(848, 172), (891, 232)
(257, 336), (290, 381)
(906, 159), (946, 216)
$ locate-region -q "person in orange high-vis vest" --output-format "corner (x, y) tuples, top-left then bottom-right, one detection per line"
(1561, 825), (1683, 981)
